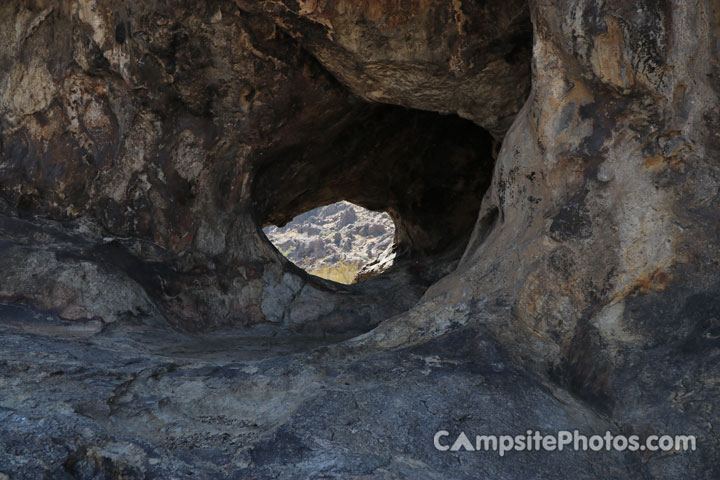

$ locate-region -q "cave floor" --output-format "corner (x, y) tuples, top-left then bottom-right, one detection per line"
(0, 303), (357, 363)
(0, 302), (641, 479)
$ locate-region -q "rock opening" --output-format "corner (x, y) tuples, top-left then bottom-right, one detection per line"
(254, 106), (498, 289)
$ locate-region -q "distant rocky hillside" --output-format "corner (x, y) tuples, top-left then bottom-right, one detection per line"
(263, 201), (395, 282)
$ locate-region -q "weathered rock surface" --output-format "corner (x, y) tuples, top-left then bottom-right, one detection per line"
(1, 0), (719, 478)
(234, 0), (532, 138)
(0, 0), (493, 332)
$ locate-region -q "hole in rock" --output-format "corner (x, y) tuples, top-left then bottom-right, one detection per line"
(263, 201), (396, 284)
(254, 105), (497, 294)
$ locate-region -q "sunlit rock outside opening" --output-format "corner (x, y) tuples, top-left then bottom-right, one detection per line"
(263, 201), (395, 284)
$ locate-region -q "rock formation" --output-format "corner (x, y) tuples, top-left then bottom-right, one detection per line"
(0, 0), (718, 478)
(262, 201), (395, 282)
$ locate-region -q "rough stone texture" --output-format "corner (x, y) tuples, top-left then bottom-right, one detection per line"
(234, 0), (532, 138)
(263, 201), (395, 277)
(1, 0), (719, 478)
